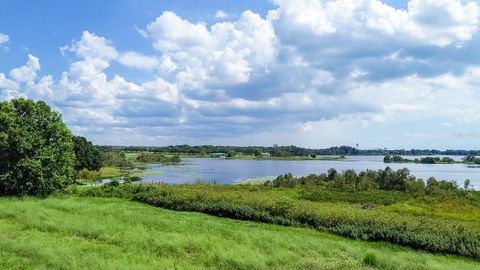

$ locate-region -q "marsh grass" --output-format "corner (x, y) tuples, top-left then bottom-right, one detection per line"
(0, 196), (479, 270)
(72, 184), (480, 259)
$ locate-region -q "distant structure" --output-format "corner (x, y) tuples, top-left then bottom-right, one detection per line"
(211, 153), (226, 158)
(261, 152), (271, 158)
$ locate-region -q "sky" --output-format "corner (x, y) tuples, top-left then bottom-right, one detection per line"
(1, 0), (480, 149)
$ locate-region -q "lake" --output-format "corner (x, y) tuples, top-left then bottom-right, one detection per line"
(140, 156), (480, 188)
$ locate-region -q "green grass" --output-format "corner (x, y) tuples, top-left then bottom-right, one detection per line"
(98, 167), (123, 178)
(236, 176), (276, 185)
(0, 196), (478, 270)
(75, 167), (125, 185)
(73, 184), (480, 259)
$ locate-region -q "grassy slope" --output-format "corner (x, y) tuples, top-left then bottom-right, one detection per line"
(0, 197), (478, 270)
(74, 185), (480, 258)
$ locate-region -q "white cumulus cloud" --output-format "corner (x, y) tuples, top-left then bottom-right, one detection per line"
(1, 1), (480, 146)
(117, 51), (159, 70)
(214, 10), (229, 19)
(273, 0), (479, 47)
(143, 10), (278, 87)
(0, 33), (9, 44)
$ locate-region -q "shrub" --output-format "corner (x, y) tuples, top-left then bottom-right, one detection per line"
(131, 176), (141, 182)
(363, 253), (379, 267)
(77, 169), (101, 180)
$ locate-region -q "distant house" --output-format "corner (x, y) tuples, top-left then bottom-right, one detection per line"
(211, 153), (226, 158)
(261, 152), (271, 158)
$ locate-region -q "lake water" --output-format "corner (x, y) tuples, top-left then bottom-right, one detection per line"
(141, 156), (480, 188)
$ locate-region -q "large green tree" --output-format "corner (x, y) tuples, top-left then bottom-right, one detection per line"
(0, 99), (75, 196)
(73, 136), (102, 172)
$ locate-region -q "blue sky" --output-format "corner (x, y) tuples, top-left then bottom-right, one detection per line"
(1, 0), (480, 149)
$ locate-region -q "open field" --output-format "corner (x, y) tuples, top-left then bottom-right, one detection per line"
(0, 196), (479, 270)
(73, 184), (480, 260)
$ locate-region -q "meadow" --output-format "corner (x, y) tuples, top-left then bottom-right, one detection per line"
(71, 182), (480, 260)
(1, 196), (479, 270)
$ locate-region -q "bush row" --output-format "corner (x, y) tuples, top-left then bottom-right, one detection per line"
(265, 168), (469, 195)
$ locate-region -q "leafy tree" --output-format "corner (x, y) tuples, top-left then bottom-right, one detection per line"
(254, 148), (262, 157)
(0, 99), (75, 196)
(226, 150), (236, 158)
(73, 136), (101, 172)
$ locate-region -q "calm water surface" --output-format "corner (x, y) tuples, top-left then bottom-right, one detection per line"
(141, 156), (480, 188)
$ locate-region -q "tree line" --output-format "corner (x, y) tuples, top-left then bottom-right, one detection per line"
(99, 145), (480, 157)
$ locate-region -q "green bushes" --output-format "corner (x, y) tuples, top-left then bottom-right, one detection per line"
(266, 167), (465, 196)
(77, 168), (101, 180)
(73, 183), (480, 260)
(300, 189), (411, 205)
(101, 150), (133, 168)
(136, 152), (181, 163)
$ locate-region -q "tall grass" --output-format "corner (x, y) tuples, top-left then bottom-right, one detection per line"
(1, 196), (479, 270)
(71, 184), (480, 259)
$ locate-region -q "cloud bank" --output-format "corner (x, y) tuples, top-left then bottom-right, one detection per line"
(1, 0), (480, 147)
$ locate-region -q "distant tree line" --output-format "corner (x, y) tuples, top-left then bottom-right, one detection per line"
(98, 145), (480, 157)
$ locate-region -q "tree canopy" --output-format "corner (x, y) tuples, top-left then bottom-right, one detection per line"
(73, 136), (102, 172)
(0, 99), (75, 196)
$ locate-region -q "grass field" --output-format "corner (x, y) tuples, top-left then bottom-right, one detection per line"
(0, 196), (478, 270)
(74, 184), (480, 259)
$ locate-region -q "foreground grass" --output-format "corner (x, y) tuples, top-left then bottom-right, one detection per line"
(0, 196), (478, 270)
(74, 184), (480, 259)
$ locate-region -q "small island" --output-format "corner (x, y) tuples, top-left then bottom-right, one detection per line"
(383, 154), (480, 164)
